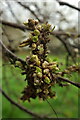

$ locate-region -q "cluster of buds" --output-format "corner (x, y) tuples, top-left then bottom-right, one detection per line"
(19, 19), (59, 101)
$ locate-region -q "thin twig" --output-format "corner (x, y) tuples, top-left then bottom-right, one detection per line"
(57, 76), (80, 88)
(0, 87), (45, 118)
(57, 0), (80, 12)
(17, 2), (42, 23)
(0, 40), (26, 65)
(1, 20), (80, 37)
(6, 1), (20, 23)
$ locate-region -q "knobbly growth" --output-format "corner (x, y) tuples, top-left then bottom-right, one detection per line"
(19, 19), (59, 101)
(14, 19), (80, 102)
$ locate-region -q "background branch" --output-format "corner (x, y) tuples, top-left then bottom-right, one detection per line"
(57, 0), (80, 12)
(0, 40), (26, 65)
(1, 20), (80, 37)
(0, 88), (45, 118)
(17, 2), (43, 23)
(57, 76), (80, 88)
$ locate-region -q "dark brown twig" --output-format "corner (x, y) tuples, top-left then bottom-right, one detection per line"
(0, 20), (31, 31)
(57, 0), (80, 12)
(17, 2), (42, 23)
(6, 1), (20, 23)
(0, 87), (45, 118)
(1, 20), (80, 37)
(51, 34), (76, 63)
(57, 76), (80, 88)
(0, 40), (26, 65)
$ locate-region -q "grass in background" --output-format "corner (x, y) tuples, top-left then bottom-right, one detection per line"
(1, 53), (79, 118)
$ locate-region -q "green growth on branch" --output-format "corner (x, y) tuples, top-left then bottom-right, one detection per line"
(16, 19), (80, 102)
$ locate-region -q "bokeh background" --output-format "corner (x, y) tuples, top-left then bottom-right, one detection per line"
(0, 0), (80, 118)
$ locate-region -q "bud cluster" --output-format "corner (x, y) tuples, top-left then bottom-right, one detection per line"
(19, 19), (59, 101)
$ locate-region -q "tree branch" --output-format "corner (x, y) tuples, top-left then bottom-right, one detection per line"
(1, 20), (80, 37)
(57, 0), (80, 12)
(57, 76), (80, 88)
(6, 0), (20, 23)
(0, 88), (45, 118)
(0, 40), (26, 65)
(54, 35), (76, 63)
(17, 2), (42, 23)
(0, 20), (31, 31)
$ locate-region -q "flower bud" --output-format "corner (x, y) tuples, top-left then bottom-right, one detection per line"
(43, 69), (49, 74)
(19, 42), (29, 47)
(19, 39), (30, 47)
(42, 61), (49, 68)
(34, 79), (39, 86)
(43, 89), (49, 94)
(37, 25), (41, 31)
(31, 43), (36, 50)
(30, 55), (40, 66)
(23, 22), (28, 26)
(36, 66), (42, 73)
(44, 76), (51, 84)
(32, 36), (38, 42)
(34, 29), (40, 36)
(36, 89), (42, 93)
(30, 64), (33, 67)
(33, 73), (36, 77)
(37, 72), (42, 78)
(15, 61), (23, 69)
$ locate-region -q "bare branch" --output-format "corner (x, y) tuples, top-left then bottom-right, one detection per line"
(54, 35), (76, 63)
(1, 20), (80, 37)
(57, 0), (80, 12)
(57, 76), (80, 88)
(0, 88), (45, 118)
(17, 2), (42, 23)
(0, 40), (26, 65)
(6, 1), (20, 23)
(0, 20), (31, 31)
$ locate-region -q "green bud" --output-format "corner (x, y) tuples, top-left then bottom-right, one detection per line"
(42, 23), (51, 31)
(30, 55), (40, 66)
(15, 61), (23, 69)
(34, 79), (39, 86)
(44, 76), (51, 84)
(42, 61), (49, 68)
(36, 89), (42, 93)
(33, 73), (36, 77)
(19, 40), (29, 47)
(43, 89), (49, 94)
(37, 72), (42, 78)
(37, 25), (41, 31)
(23, 22), (28, 26)
(36, 66), (42, 73)
(31, 55), (38, 61)
(31, 43), (36, 50)
(43, 69), (49, 74)
(30, 64), (33, 67)
(32, 36), (38, 42)
(34, 29), (40, 36)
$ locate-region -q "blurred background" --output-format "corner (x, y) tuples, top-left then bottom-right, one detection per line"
(0, 0), (80, 118)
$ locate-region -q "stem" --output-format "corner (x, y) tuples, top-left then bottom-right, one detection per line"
(58, 76), (80, 88)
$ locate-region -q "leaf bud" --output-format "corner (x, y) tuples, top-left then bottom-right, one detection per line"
(36, 89), (42, 93)
(37, 72), (42, 78)
(34, 29), (40, 36)
(42, 61), (49, 68)
(43, 69), (49, 74)
(32, 36), (38, 42)
(23, 22), (28, 26)
(31, 43), (36, 50)
(44, 76), (51, 84)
